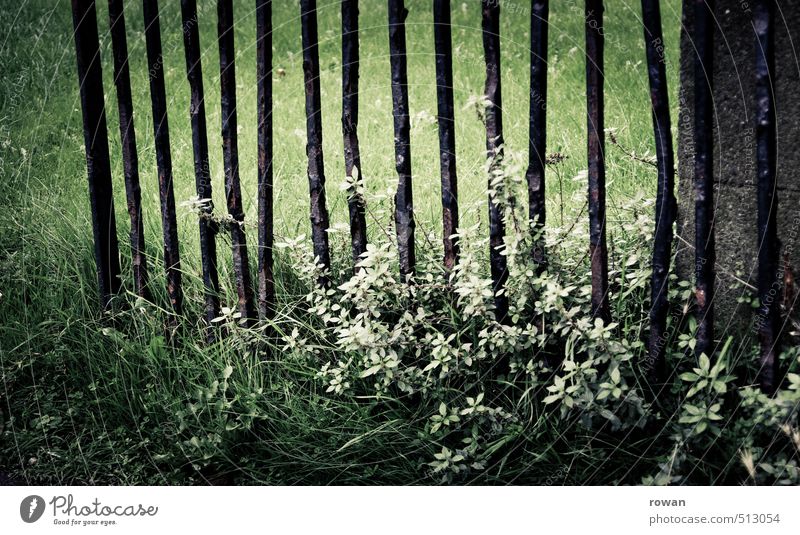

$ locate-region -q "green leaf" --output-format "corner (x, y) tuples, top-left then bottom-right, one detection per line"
(423, 360), (440, 372)
(685, 404), (701, 415)
(610, 367), (621, 383)
(360, 364), (382, 378)
(718, 336), (734, 359)
(543, 394), (561, 405)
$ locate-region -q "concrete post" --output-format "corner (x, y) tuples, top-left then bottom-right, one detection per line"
(676, 0), (799, 348)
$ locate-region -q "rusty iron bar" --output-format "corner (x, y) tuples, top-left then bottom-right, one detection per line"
(641, 0), (676, 382)
(180, 0), (221, 328)
(108, 0), (149, 300)
(257, 0), (275, 319)
(693, 0), (715, 359)
(300, 0), (332, 285)
(482, 1), (508, 322)
(433, 0), (459, 272)
(526, 0), (549, 267)
(218, 0), (257, 322)
(585, 0), (610, 323)
(71, 0), (122, 309)
(342, 0), (369, 272)
(754, 0), (780, 394)
(142, 0), (183, 315)
(388, 0), (416, 279)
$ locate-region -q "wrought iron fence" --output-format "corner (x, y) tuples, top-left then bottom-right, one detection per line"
(69, 0), (782, 392)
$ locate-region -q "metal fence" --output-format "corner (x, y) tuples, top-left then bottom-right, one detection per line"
(69, 0), (782, 392)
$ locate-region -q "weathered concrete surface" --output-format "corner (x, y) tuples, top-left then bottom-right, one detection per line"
(676, 0), (799, 344)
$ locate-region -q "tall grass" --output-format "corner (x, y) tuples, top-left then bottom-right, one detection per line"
(15, 1), (799, 487)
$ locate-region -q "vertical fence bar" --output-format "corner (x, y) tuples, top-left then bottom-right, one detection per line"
(71, 0), (122, 309)
(218, 0), (257, 322)
(585, 0), (610, 323)
(433, 0), (459, 271)
(108, 0), (149, 300)
(482, 1), (508, 322)
(256, 0), (275, 318)
(342, 0), (369, 271)
(300, 0), (332, 285)
(180, 0), (221, 327)
(754, 0), (780, 393)
(526, 0), (548, 266)
(642, 0), (676, 382)
(388, 0), (415, 279)
(693, 0), (715, 359)
(142, 0), (183, 315)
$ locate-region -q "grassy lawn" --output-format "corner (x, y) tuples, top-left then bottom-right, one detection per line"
(11, 0), (782, 486)
(1, 0), (681, 303)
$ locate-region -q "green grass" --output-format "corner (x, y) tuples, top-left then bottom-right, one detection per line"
(0, 0), (711, 485)
(1, 0), (682, 300)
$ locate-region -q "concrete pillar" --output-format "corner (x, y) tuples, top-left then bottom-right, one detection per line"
(676, 0), (799, 345)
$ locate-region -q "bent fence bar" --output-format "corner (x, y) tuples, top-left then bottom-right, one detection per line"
(180, 0), (221, 328)
(481, 0), (509, 323)
(219, 0), (257, 323)
(257, 0), (276, 319)
(69, 0), (783, 392)
(641, 0), (676, 383)
(585, 0), (610, 324)
(142, 0), (183, 317)
(108, 0), (149, 301)
(754, 0), (780, 394)
(527, 0), (548, 267)
(342, 0), (369, 272)
(693, 0), (716, 361)
(71, 0), (122, 309)
(389, 0), (416, 279)
(300, 0), (333, 286)
(433, 0), (459, 271)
